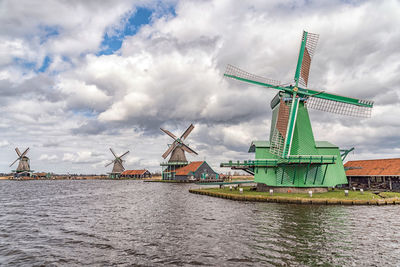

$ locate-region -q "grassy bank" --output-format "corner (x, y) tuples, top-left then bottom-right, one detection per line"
(189, 186), (400, 205)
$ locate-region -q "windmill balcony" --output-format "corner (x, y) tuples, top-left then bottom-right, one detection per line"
(221, 155), (336, 169)
(160, 161), (189, 166)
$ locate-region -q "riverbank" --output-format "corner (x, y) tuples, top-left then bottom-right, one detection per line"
(189, 186), (400, 205)
(2, 176), (158, 181)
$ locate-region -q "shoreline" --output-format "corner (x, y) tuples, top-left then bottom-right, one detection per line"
(189, 188), (400, 205)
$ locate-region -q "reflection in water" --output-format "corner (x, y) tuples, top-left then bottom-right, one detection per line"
(0, 180), (399, 266)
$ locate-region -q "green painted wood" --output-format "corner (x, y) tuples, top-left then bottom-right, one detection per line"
(224, 73), (373, 108)
(282, 96), (299, 158)
(294, 31), (308, 86)
(296, 87), (373, 107)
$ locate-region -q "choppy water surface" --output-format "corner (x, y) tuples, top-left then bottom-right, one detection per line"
(1, 180), (399, 266)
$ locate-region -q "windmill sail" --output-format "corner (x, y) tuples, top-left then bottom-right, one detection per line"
(161, 124), (197, 162)
(181, 124), (194, 140)
(270, 99), (290, 157)
(306, 95), (373, 118)
(295, 31), (319, 87)
(162, 142), (177, 159)
(224, 64), (281, 87)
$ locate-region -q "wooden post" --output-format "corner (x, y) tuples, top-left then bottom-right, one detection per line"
(368, 177), (371, 189)
(389, 177), (392, 191)
(349, 177), (352, 188)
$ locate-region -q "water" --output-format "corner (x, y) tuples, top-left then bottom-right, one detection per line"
(0, 180), (399, 266)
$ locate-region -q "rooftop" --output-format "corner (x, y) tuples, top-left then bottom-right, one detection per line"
(175, 161), (204, 175)
(345, 158), (400, 176)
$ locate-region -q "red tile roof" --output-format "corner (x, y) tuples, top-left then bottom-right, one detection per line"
(121, 169), (148, 175)
(175, 161), (204, 175)
(345, 158), (400, 176)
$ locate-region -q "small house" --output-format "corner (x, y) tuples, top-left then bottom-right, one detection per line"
(172, 161), (219, 181)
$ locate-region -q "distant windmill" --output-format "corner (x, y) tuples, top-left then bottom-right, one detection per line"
(160, 124), (199, 180)
(10, 147), (31, 174)
(160, 124), (198, 162)
(105, 148), (129, 178)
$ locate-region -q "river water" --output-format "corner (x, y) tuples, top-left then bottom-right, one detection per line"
(0, 180), (399, 266)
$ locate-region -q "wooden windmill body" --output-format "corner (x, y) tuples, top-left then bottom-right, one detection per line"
(10, 147), (33, 178)
(160, 124), (198, 180)
(105, 148), (129, 179)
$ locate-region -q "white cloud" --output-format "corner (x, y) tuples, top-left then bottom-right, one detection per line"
(0, 0), (399, 174)
(62, 151), (98, 163)
(39, 154), (58, 161)
(0, 140), (9, 148)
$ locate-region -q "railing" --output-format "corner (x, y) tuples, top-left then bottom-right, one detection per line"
(220, 155), (336, 168)
(220, 160), (278, 168)
(160, 161), (189, 166)
(286, 155), (336, 164)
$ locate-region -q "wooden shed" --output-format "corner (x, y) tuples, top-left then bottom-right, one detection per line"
(344, 158), (400, 190)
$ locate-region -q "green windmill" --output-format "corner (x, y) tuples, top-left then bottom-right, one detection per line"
(221, 31), (374, 189)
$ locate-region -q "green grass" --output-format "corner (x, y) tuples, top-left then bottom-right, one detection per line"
(379, 191), (400, 198)
(203, 186), (400, 200)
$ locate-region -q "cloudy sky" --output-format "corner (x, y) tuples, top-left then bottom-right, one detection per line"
(0, 0), (399, 174)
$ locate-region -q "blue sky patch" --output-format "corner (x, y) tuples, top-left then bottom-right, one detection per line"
(13, 57), (37, 74)
(98, 7), (153, 56)
(38, 56), (51, 72)
(39, 25), (59, 44)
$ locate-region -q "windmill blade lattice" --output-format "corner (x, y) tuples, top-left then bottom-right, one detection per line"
(105, 161), (114, 167)
(9, 157), (19, 167)
(15, 147), (22, 157)
(181, 142), (198, 155)
(306, 96), (373, 118)
(225, 64), (282, 87)
(119, 150), (130, 159)
(162, 142), (177, 159)
(295, 31), (319, 87)
(181, 124), (194, 140)
(160, 128), (178, 140)
(20, 147), (30, 158)
(109, 148), (118, 158)
(270, 99), (291, 157)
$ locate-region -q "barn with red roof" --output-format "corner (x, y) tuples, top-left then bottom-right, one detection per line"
(344, 158), (400, 190)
